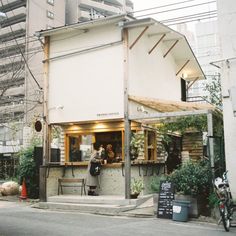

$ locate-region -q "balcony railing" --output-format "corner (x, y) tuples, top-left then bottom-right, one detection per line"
(0, 43), (25, 58)
(0, 13), (26, 28)
(0, 28), (26, 43)
(0, 0), (26, 13)
(0, 60), (25, 74)
(0, 76), (24, 90)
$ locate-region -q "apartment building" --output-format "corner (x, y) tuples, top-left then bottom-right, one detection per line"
(66, 0), (133, 23)
(0, 0), (66, 155)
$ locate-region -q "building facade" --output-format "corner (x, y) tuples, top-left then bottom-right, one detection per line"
(38, 15), (212, 198)
(65, 0), (133, 23)
(217, 0), (236, 197)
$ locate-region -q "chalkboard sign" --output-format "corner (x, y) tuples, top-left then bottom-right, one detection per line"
(157, 180), (175, 219)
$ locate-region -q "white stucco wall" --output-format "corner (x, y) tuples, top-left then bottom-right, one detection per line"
(217, 0), (236, 198)
(128, 28), (181, 101)
(48, 25), (124, 123)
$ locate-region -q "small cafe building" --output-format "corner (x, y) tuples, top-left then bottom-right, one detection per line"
(37, 15), (214, 200)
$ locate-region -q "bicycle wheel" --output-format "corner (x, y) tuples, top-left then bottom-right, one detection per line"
(220, 204), (230, 232)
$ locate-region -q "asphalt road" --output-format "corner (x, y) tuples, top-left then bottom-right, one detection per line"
(0, 201), (235, 236)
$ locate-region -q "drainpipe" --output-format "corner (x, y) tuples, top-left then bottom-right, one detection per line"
(207, 110), (215, 179)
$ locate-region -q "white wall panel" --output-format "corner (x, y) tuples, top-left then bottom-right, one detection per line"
(48, 44), (124, 123)
(128, 28), (181, 101)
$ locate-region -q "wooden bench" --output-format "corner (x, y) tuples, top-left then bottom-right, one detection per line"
(58, 178), (86, 196)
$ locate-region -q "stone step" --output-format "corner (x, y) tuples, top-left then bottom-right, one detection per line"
(37, 202), (136, 215)
(47, 194), (152, 207)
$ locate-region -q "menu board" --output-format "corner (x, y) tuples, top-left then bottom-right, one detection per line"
(157, 180), (175, 219)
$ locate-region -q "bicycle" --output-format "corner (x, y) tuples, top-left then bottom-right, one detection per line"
(214, 171), (234, 232)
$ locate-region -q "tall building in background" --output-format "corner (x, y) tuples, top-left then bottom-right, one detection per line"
(0, 0), (65, 155)
(65, 0), (133, 23)
(187, 20), (221, 105)
(217, 0), (236, 197)
(0, 0), (133, 157)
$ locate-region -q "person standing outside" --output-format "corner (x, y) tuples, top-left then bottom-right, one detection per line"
(86, 143), (101, 196)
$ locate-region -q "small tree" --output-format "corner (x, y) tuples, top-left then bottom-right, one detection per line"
(204, 75), (222, 108)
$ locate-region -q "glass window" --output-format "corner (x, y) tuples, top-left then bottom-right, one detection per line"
(47, 10), (54, 19)
(68, 134), (93, 162)
(66, 131), (122, 163)
(47, 0), (54, 5)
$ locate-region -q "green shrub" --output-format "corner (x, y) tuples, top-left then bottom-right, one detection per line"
(150, 175), (167, 193)
(168, 160), (211, 196)
(17, 145), (39, 199)
(208, 191), (219, 209)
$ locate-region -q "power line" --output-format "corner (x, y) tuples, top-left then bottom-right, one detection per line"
(132, 0), (196, 13)
(161, 10), (217, 24)
(166, 15), (217, 26)
(135, 1), (216, 18)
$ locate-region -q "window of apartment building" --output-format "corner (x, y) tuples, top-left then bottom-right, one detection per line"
(47, 10), (54, 19)
(47, 0), (54, 5)
(46, 24), (53, 29)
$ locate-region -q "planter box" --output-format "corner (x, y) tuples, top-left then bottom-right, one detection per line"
(175, 194), (202, 218)
(153, 193), (209, 218)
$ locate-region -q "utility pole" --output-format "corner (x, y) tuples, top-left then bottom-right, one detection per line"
(123, 27), (131, 199)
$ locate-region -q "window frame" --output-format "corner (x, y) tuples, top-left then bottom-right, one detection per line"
(47, 10), (54, 19)
(65, 130), (124, 165)
(47, 0), (54, 6)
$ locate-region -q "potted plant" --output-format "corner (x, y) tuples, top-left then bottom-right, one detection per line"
(167, 160), (211, 217)
(130, 178), (144, 199)
(130, 132), (144, 160)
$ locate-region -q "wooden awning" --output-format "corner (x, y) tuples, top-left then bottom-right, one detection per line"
(129, 95), (215, 113)
(129, 95), (216, 123)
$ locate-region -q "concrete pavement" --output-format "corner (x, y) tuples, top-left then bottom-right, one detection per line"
(0, 194), (235, 225)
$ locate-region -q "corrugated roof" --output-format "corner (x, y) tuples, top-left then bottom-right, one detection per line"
(129, 95), (215, 113)
(129, 95), (216, 124)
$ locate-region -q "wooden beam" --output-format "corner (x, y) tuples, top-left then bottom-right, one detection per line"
(148, 34), (166, 54)
(163, 40), (179, 58)
(187, 77), (199, 90)
(129, 109), (210, 121)
(176, 60), (190, 76)
(129, 26), (149, 50)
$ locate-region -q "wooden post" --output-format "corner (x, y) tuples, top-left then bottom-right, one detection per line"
(39, 166), (47, 202)
(43, 36), (50, 166)
(123, 28), (131, 199)
(41, 36), (50, 201)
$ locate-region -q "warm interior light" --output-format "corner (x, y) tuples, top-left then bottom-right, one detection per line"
(183, 73), (188, 79)
(94, 123), (108, 129)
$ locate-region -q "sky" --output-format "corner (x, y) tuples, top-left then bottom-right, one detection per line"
(130, 0), (217, 31)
